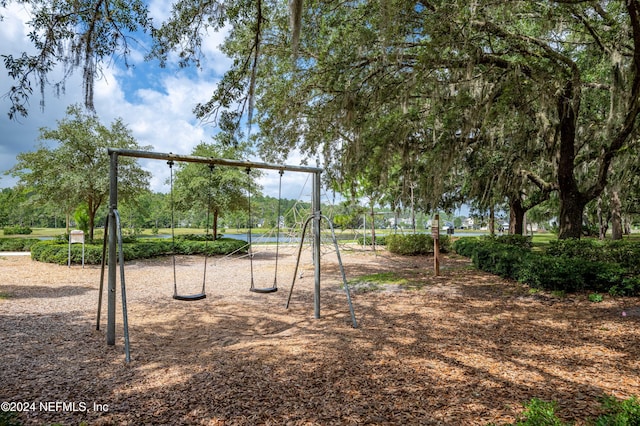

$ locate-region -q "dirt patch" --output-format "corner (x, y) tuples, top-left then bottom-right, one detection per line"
(1, 247), (638, 425)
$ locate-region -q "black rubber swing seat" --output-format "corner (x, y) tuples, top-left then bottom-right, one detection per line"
(250, 287), (278, 294)
(173, 293), (207, 301)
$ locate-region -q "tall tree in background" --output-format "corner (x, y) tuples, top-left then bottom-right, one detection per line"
(228, 0), (640, 239)
(173, 130), (253, 239)
(5, 0), (640, 238)
(8, 104), (150, 240)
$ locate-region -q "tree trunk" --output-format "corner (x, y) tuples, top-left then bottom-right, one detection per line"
(556, 81), (587, 240)
(557, 188), (587, 239)
(611, 189), (623, 240)
(88, 212), (95, 242)
(88, 199), (98, 242)
(509, 197), (525, 235)
(489, 206), (495, 236)
(213, 209), (219, 240)
(624, 215), (631, 235)
(597, 197), (608, 240)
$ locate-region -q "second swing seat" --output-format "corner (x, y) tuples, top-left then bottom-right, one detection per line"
(250, 287), (278, 294)
(173, 293), (207, 301)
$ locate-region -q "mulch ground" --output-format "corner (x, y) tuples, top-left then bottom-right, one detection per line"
(0, 247), (638, 425)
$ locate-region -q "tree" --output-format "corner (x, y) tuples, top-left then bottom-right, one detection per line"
(1, 0), (152, 119)
(8, 104), (150, 240)
(172, 141), (252, 239)
(245, 1), (640, 239)
(7, 0), (640, 239)
(465, 2), (640, 239)
(0, 187), (26, 227)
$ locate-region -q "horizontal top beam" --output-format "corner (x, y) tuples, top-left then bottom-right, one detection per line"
(108, 148), (323, 174)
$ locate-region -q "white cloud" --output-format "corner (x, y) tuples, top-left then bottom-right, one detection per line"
(0, 4), (323, 202)
(148, 0), (173, 23)
(0, 3), (31, 45)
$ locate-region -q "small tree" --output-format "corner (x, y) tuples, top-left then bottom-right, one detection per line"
(9, 104), (150, 240)
(173, 141), (252, 239)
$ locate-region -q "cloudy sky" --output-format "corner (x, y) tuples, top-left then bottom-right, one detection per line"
(0, 2), (320, 203)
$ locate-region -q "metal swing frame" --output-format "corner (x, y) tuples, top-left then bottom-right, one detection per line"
(97, 148), (357, 362)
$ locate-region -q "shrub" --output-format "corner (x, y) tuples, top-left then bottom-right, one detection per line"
(471, 240), (530, 279)
(453, 237), (483, 257)
(515, 398), (567, 426)
(546, 238), (603, 262)
(494, 234), (533, 249)
(455, 236), (640, 296)
(497, 395), (640, 426)
(385, 233), (451, 256)
(2, 225), (32, 235)
(0, 411), (21, 426)
(30, 237), (248, 264)
(603, 240), (640, 273)
(0, 238), (40, 251)
(608, 276), (640, 297)
(386, 234), (433, 255)
(597, 394), (640, 425)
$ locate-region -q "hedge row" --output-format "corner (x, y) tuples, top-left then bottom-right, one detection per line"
(0, 238), (40, 252)
(385, 233), (451, 255)
(31, 237), (248, 265)
(453, 236), (640, 296)
(2, 226), (32, 235)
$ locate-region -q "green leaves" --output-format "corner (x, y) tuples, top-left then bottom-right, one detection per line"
(8, 104), (150, 240)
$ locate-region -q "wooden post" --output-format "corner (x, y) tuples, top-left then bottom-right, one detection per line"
(432, 214), (440, 276)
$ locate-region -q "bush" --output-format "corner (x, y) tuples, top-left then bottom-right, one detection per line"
(455, 236), (639, 295)
(386, 234), (426, 255)
(0, 238), (40, 252)
(499, 395), (640, 426)
(608, 276), (640, 297)
(597, 394), (640, 425)
(453, 237), (483, 257)
(30, 237), (248, 265)
(493, 234), (533, 249)
(515, 398), (567, 426)
(2, 225), (32, 235)
(546, 238), (603, 262)
(602, 240), (640, 273)
(513, 252), (626, 294)
(471, 240), (531, 279)
(385, 233), (450, 256)
(0, 411), (21, 426)
(386, 234), (433, 255)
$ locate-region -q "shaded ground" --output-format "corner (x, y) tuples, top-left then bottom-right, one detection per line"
(0, 247), (638, 425)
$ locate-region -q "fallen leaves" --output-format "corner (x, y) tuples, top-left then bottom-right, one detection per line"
(0, 251), (638, 425)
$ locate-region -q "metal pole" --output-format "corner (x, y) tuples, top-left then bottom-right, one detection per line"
(433, 214), (440, 277)
(313, 171), (321, 319)
(107, 148), (322, 174)
(322, 215), (357, 327)
(107, 152), (118, 345)
(96, 215), (109, 330)
(114, 210), (131, 362)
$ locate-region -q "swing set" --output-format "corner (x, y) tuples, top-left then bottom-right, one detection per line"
(96, 148), (357, 362)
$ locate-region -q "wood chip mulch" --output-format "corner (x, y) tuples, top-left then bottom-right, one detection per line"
(0, 247), (638, 425)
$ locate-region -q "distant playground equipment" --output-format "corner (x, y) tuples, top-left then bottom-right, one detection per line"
(96, 149), (357, 362)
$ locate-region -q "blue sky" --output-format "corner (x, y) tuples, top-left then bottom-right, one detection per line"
(0, 1), (315, 202)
